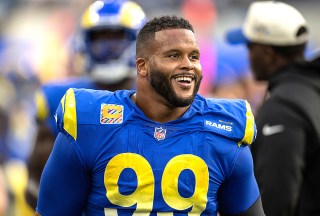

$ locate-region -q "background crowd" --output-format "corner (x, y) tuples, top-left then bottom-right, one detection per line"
(0, 0), (319, 215)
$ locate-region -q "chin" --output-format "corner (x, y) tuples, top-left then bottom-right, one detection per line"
(179, 94), (196, 103)
(176, 92), (194, 100)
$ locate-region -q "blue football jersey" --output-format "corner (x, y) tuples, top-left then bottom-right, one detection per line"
(37, 88), (259, 216)
(35, 77), (98, 135)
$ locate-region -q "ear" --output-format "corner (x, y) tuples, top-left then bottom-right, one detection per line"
(136, 58), (148, 77)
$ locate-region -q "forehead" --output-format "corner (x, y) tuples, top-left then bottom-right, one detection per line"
(153, 29), (199, 51)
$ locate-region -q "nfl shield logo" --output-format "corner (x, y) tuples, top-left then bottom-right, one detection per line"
(154, 127), (166, 140)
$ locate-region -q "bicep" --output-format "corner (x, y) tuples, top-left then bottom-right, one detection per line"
(36, 133), (90, 216)
(219, 146), (262, 215)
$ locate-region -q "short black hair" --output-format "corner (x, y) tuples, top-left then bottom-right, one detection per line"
(136, 15), (194, 57)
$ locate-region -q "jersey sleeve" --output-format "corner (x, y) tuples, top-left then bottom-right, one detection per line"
(36, 88), (90, 215)
(218, 145), (261, 215)
(205, 98), (257, 146)
(36, 132), (90, 216)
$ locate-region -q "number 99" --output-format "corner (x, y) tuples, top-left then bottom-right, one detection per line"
(104, 153), (209, 215)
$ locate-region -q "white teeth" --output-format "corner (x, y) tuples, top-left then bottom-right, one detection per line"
(175, 77), (192, 83)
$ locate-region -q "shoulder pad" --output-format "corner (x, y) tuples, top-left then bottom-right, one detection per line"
(240, 100), (256, 145)
(57, 88), (77, 140)
(56, 88), (115, 140)
(204, 98), (256, 146)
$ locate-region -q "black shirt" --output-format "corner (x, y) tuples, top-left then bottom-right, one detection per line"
(251, 57), (320, 216)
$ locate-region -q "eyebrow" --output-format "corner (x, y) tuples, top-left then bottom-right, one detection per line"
(163, 49), (200, 55)
(190, 50), (200, 55)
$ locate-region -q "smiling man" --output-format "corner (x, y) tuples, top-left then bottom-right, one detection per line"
(35, 15), (264, 216)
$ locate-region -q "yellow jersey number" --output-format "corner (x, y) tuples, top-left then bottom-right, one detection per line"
(104, 153), (209, 215)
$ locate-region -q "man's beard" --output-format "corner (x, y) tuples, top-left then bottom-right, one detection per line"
(150, 69), (201, 107)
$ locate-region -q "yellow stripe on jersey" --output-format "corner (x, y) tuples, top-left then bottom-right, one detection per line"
(60, 94), (65, 112)
(61, 88), (77, 140)
(239, 100), (255, 146)
(157, 213), (173, 216)
(35, 90), (48, 121)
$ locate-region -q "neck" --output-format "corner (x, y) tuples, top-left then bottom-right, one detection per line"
(132, 81), (190, 123)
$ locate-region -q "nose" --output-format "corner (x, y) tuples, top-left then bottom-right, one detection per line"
(180, 55), (194, 71)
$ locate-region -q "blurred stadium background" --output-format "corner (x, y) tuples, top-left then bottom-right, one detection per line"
(0, 0), (319, 215)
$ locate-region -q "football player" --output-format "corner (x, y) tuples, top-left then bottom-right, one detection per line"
(36, 15), (265, 216)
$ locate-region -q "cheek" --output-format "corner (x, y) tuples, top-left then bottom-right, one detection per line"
(249, 50), (269, 80)
(151, 59), (166, 71)
(248, 49), (255, 63)
(249, 49), (262, 68)
(154, 62), (176, 78)
(195, 63), (202, 76)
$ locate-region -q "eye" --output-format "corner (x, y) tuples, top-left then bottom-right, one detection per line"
(168, 53), (179, 58)
(190, 54), (200, 60)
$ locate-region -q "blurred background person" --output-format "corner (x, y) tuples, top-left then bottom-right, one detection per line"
(24, 0), (147, 213)
(226, 1), (320, 215)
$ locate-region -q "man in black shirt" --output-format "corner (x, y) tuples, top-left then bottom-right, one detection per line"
(226, 1), (320, 216)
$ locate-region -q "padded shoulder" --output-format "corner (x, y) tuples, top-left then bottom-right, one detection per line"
(203, 98), (256, 145)
(56, 88), (114, 140)
(56, 88), (77, 140)
(241, 100), (256, 145)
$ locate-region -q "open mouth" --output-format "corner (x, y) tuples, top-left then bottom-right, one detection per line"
(172, 75), (196, 90)
(175, 76), (193, 84)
